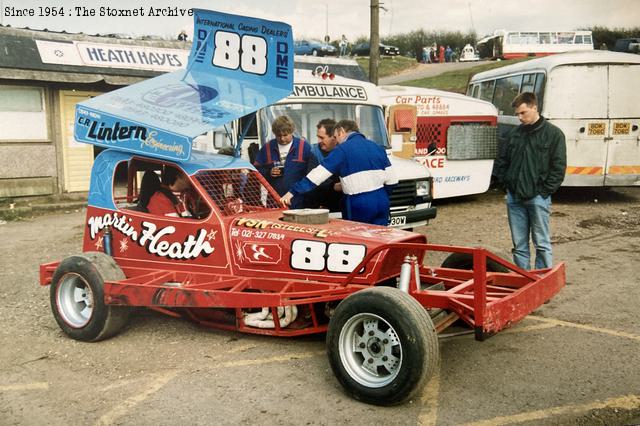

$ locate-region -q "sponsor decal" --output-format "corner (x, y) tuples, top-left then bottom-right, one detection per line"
(393, 95), (450, 116)
(88, 213), (214, 259)
(234, 242), (282, 264)
(233, 217), (334, 238)
(142, 84), (219, 108)
(76, 113), (187, 157)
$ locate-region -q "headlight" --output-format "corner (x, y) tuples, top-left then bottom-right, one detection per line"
(416, 180), (430, 197)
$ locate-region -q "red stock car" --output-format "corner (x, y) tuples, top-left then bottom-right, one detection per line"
(38, 8), (566, 406)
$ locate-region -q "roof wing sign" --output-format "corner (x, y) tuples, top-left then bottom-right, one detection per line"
(74, 9), (293, 161)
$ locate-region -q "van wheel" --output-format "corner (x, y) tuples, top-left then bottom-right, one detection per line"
(312, 49), (318, 56)
(327, 287), (439, 405)
(50, 252), (130, 342)
(441, 252), (508, 272)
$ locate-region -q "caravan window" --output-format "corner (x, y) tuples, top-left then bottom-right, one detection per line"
(539, 32), (552, 44)
(479, 80), (495, 103)
(520, 73), (546, 112)
(493, 75), (522, 115)
(521, 73), (537, 93)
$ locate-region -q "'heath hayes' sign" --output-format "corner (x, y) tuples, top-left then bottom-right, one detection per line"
(36, 40), (188, 73)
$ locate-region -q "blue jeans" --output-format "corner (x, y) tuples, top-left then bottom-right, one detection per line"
(506, 191), (552, 270)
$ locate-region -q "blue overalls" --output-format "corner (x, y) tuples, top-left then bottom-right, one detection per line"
(254, 137), (317, 209)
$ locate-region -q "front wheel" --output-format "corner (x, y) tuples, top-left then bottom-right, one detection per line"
(327, 287), (439, 405)
(50, 252), (130, 342)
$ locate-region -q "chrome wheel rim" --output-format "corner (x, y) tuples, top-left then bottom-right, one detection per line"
(56, 273), (94, 328)
(338, 313), (402, 388)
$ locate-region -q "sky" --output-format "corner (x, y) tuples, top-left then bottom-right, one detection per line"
(1, 0), (638, 41)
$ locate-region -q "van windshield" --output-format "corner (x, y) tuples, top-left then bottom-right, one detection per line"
(259, 103), (390, 149)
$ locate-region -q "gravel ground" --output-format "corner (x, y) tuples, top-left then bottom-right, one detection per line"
(0, 186), (639, 425)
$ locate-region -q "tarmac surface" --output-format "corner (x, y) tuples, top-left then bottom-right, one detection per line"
(379, 60), (487, 85)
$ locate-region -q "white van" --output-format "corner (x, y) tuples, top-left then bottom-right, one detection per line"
(379, 85), (499, 199)
(198, 67), (437, 229)
(467, 51), (640, 186)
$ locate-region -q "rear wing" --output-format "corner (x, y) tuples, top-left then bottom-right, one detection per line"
(74, 9), (293, 162)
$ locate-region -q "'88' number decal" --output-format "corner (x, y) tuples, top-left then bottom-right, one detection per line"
(213, 31), (267, 75)
(290, 240), (366, 273)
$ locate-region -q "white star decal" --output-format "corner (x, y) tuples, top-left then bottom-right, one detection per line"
(207, 229), (218, 241)
(119, 239), (129, 253)
(94, 236), (104, 250)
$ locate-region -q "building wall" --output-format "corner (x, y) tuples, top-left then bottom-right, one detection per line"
(0, 81), (58, 198)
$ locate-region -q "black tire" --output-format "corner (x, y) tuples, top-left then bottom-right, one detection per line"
(327, 287), (439, 406)
(441, 252), (509, 273)
(50, 252), (130, 342)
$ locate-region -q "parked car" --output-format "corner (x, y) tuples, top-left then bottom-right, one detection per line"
(294, 39), (337, 56)
(613, 38), (640, 54)
(351, 42), (400, 57)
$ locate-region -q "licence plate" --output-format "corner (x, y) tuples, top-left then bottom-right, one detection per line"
(588, 122), (606, 136)
(613, 122), (630, 135)
(390, 216), (407, 226)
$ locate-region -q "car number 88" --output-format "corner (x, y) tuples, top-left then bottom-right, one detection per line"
(291, 240), (366, 273)
(213, 31), (267, 75)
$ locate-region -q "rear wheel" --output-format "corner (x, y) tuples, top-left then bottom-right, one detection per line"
(327, 287), (438, 405)
(50, 252), (130, 342)
(311, 49), (318, 56)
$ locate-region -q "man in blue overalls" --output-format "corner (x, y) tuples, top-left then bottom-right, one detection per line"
(281, 120), (397, 225)
(254, 115), (318, 209)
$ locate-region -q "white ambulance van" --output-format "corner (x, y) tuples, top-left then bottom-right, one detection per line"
(379, 85), (499, 199)
(198, 67), (437, 229)
(467, 51), (640, 186)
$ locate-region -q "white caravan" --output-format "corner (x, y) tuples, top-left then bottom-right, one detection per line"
(468, 51), (640, 186)
(380, 86), (499, 199)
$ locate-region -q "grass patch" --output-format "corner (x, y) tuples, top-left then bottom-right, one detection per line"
(355, 56), (418, 78)
(400, 58), (533, 93)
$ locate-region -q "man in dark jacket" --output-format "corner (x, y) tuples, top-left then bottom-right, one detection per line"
(307, 118), (342, 212)
(494, 92), (566, 270)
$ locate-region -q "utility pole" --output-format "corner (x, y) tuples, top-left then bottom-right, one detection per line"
(369, 0), (380, 85)
(325, 3), (329, 42)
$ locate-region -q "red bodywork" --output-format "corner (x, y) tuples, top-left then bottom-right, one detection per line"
(40, 166), (565, 339)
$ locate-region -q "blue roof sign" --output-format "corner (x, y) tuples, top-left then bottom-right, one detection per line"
(74, 8), (293, 161)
